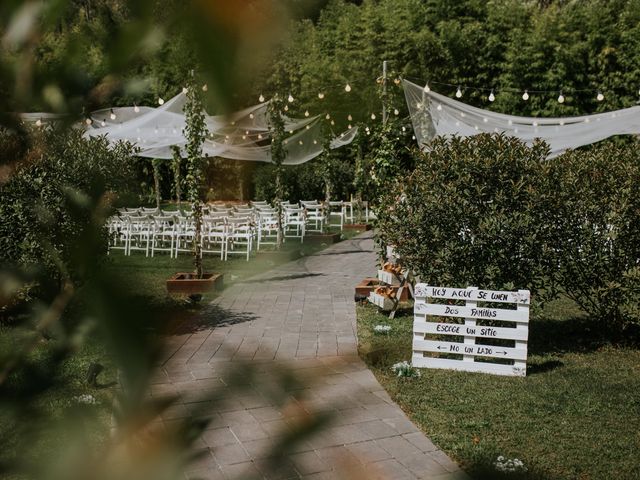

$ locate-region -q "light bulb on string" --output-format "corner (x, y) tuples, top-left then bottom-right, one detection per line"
(455, 86), (463, 98)
(597, 91), (604, 102)
(330, 120), (335, 125)
(101, 119), (106, 127)
(202, 84), (208, 92)
(287, 93), (294, 103)
(558, 92), (565, 104)
(288, 130), (293, 134)
(305, 125), (310, 130)
(242, 135), (246, 140)
(348, 124), (352, 129)
(325, 113), (330, 120)
(488, 90), (495, 102)
(85, 117), (92, 125)
(347, 114), (352, 121)
(134, 104), (140, 113)
(259, 94), (265, 102)
(402, 126), (406, 132)
(394, 108), (399, 116)
(393, 78), (400, 85)
(370, 113), (376, 120)
(158, 97), (165, 105)
(423, 83), (430, 93)
(522, 90), (529, 101)
(437, 104), (443, 111)
(182, 87), (188, 94)
(304, 110), (310, 117)
(284, 105), (289, 111)
(35, 118), (42, 127)
(299, 140), (303, 145)
(249, 113), (254, 119)
(110, 109), (116, 120)
(345, 83), (351, 92)
(318, 92), (324, 99)
(258, 134), (263, 139)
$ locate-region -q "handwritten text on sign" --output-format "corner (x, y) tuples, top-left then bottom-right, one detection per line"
(412, 284), (530, 377)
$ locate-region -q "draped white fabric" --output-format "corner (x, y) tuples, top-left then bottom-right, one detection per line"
(84, 92), (357, 164)
(403, 79), (640, 158)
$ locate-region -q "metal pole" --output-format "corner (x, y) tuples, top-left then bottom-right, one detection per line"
(382, 60), (388, 124)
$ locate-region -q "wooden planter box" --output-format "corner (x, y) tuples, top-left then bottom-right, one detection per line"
(355, 278), (409, 302)
(305, 232), (341, 244)
(344, 223), (372, 231)
(166, 272), (223, 296)
(377, 269), (402, 286)
(368, 291), (397, 311)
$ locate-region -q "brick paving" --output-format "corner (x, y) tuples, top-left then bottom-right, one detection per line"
(156, 231), (469, 479)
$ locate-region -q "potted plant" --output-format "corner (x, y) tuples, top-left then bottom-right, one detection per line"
(166, 74), (222, 300)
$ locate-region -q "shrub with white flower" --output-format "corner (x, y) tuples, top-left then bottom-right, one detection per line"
(74, 394), (97, 405)
(391, 361), (421, 378)
(373, 324), (391, 334)
(494, 455), (527, 474)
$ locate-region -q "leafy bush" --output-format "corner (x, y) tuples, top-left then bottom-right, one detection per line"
(0, 127), (137, 287)
(377, 134), (640, 331)
(377, 134), (553, 301)
(544, 143), (640, 331)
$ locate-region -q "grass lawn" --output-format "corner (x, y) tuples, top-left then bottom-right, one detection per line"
(356, 298), (640, 480)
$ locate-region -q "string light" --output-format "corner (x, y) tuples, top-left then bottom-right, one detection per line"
(393, 78), (401, 85)
(35, 118), (42, 127)
(134, 104), (140, 113)
(318, 92), (325, 99)
(345, 83), (351, 92)
(287, 93), (294, 103)
(259, 94), (265, 102)
(202, 84), (208, 92)
(488, 90), (495, 102)
(325, 113), (330, 120)
(258, 134), (263, 139)
(347, 114), (352, 121)
(85, 118), (92, 125)
(299, 140), (303, 145)
(101, 119), (106, 127)
(249, 113), (254, 119)
(110, 109), (116, 120)
(522, 90), (529, 101)
(437, 104), (443, 111)
(158, 97), (165, 105)
(455, 86), (463, 98)
(305, 125), (310, 129)
(557, 92), (565, 104)
(304, 110), (310, 117)
(597, 91), (604, 102)
(370, 113), (376, 120)
(284, 105), (289, 111)
(182, 87), (188, 94)
(394, 108), (399, 115)
(313, 139), (318, 144)
(348, 124), (352, 129)
(331, 120), (335, 125)
(423, 83), (430, 93)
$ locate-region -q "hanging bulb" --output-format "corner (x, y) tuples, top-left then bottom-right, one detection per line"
(558, 92), (565, 104)
(202, 84), (208, 92)
(305, 125), (310, 130)
(110, 109), (116, 120)
(134, 104), (140, 113)
(597, 91), (604, 102)
(85, 117), (92, 125)
(304, 110), (310, 117)
(299, 140), (303, 145)
(158, 97), (165, 105)
(423, 83), (430, 93)
(318, 92), (325, 99)
(370, 113), (376, 120)
(245, 130), (249, 135)
(455, 86), (463, 98)
(488, 90), (495, 102)
(287, 93), (294, 103)
(313, 139), (318, 145)
(402, 126), (406, 132)
(249, 113), (254, 119)
(325, 113), (330, 120)
(347, 114), (353, 121)
(284, 104), (289, 111)
(259, 94), (265, 102)
(416, 102), (423, 109)
(101, 119), (106, 127)
(258, 134), (263, 139)
(345, 83), (351, 92)
(348, 124), (352, 129)
(288, 130), (293, 134)
(437, 104), (443, 111)
(242, 135), (246, 140)
(394, 108), (399, 116)
(35, 118), (42, 127)
(331, 120), (335, 125)
(522, 90), (529, 101)
(393, 78), (401, 85)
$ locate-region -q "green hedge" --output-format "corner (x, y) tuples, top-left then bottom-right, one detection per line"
(377, 134), (640, 331)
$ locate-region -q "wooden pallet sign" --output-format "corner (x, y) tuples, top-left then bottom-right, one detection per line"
(412, 284), (530, 377)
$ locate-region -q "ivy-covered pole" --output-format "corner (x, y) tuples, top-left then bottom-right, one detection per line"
(184, 75), (208, 278)
(268, 95), (286, 249)
(152, 158), (162, 210)
(319, 123), (334, 231)
(170, 145), (182, 207)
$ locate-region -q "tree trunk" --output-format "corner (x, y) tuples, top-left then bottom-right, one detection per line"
(192, 201), (203, 278)
(275, 167), (284, 249)
(152, 160), (161, 210)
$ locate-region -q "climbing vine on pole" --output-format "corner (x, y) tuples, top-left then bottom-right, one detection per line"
(268, 95), (286, 249)
(184, 75), (208, 277)
(152, 158), (162, 210)
(170, 145), (182, 207)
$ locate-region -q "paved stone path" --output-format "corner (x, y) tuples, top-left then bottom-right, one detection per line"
(155, 232), (468, 479)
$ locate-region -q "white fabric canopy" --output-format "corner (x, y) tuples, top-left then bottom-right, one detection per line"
(84, 92), (357, 164)
(403, 79), (640, 158)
